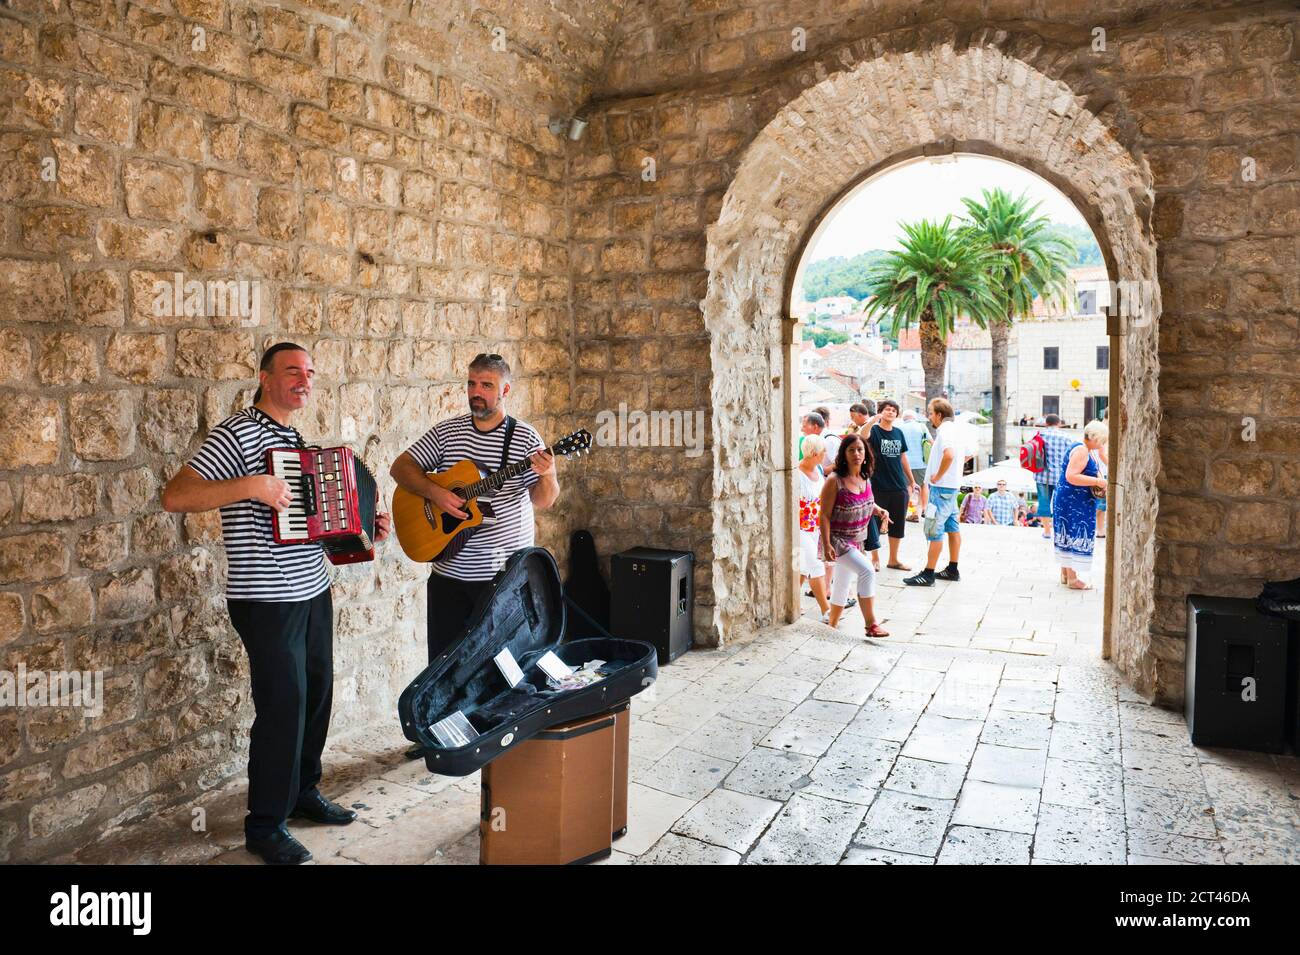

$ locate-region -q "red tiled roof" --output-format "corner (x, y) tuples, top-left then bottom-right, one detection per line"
(896, 326), (992, 350)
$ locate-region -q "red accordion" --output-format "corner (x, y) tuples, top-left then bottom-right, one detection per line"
(266, 446), (378, 565)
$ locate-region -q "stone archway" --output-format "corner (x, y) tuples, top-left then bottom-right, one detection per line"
(702, 29), (1163, 693)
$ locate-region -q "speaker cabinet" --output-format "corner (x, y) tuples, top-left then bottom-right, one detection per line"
(611, 548), (694, 665)
(1185, 595), (1288, 753)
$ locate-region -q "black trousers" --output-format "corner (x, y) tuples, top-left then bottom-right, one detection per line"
(427, 571), (489, 663)
(227, 589), (334, 839)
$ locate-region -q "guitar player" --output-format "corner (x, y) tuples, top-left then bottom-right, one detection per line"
(162, 342), (392, 865)
(389, 353), (559, 683)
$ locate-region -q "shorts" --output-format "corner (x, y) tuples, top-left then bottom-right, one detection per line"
(911, 468), (926, 490)
(1036, 483), (1056, 519)
(923, 485), (961, 542)
(799, 529), (823, 577)
(873, 487), (908, 539)
(1096, 494), (1107, 513)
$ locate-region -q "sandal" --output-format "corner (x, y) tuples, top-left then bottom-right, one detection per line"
(865, 623), (890, 638)
(887, 562), (911, 571)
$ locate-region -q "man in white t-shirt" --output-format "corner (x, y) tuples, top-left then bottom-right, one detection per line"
(904, 397), (963, 586)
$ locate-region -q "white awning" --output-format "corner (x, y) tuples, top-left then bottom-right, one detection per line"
(961, 459), (1040, 494)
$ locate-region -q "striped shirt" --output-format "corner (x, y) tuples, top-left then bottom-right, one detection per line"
(406, 414), (544, 581)
(988, 491), (1018, 525)
(187, 408), (330, 602)
(1041, 429), (1075, 486)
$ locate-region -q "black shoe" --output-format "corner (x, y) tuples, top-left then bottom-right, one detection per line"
(804, 590), (814, 598)
(246, 827), (312, 865)
(290, 789), (357, 825)
(845, 598), (857, 609)
(935, 565), (961, 582)
(903, 570), (935, 587)
(405, 744), (425, 761)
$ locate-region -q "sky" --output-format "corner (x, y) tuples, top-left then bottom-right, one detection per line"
(803, 153), (1093, 264)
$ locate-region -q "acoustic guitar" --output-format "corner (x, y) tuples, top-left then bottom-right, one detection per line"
(392, 429), (593, 563)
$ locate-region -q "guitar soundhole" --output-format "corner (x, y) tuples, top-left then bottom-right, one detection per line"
(440, 512), (463, 534)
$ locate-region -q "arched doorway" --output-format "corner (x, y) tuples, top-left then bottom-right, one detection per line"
(702, 34), (1162, 694)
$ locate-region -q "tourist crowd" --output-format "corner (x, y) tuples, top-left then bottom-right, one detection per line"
(797, 399), (1109, 638)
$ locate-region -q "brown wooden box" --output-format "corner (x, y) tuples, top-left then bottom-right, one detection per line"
(480, 710), (616, 865)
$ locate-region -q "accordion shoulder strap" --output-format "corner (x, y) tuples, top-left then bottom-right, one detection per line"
(247, 406), (308, 450)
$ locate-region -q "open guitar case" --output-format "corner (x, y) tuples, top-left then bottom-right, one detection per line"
(398, 546), (658, 776)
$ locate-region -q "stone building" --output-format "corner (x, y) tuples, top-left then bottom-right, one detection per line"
(896, 325), (994, 411)
(1, 0), (1297, 861)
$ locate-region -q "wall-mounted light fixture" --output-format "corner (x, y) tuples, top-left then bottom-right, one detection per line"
(548, 117), (588, 140)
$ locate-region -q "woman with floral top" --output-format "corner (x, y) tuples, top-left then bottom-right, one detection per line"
(797, 435), (831, 622)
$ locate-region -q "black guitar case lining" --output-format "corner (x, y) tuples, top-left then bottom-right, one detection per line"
(397, 547), (658, 776)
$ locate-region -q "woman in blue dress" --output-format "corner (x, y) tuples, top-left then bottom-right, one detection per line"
(1051, 420), (1109, 590)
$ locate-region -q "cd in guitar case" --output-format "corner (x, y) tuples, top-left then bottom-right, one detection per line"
(397, 547), (658, 776)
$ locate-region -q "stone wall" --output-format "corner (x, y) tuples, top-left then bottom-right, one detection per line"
(0, 0), (628, 861)
(1010, 317), (1112, 425)
(569, 3), (1299, 706)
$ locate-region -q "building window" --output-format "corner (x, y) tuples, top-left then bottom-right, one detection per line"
(1042, 395), (1060, 417)
(1097, 345), (1109, 370)
(1043, 347), (1059, 370)
(1085, 395), (1109, 421)
(1078, 289), (1097, 315)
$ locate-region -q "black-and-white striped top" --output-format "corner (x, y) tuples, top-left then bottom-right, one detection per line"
(406, 414), (544, 582)
(187, 407), (330, 602)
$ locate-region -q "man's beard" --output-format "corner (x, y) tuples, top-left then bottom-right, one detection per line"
(469, 398), (496, 420)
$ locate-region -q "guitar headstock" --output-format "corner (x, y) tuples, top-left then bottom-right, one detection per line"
(553, 429), (594, 458)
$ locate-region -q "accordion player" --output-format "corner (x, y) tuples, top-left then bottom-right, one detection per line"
(266, 446), (378, 565)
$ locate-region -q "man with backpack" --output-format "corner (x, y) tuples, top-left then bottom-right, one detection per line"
(1022, 414), (1074, 540)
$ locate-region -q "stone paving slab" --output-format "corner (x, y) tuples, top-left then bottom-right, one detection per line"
(746, 792), (866, 864)
(938, 826), (1033, 865)
(671, 787), (782, 854)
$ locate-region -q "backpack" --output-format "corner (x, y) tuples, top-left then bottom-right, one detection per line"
(1020, 431), (1046, 473)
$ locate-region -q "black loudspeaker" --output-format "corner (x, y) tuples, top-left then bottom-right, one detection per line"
(1185, 595), (1288, 753)
(611, 548), (694, 665)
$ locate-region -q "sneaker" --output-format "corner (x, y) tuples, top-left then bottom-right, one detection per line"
(819, 611), (831, 625)
(935, 565), (961, 582)
(903, 569), (935, 587)
(845, 598), (857, 609)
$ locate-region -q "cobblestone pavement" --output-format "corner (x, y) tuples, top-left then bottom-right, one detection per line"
(71, 525), (1299, 865)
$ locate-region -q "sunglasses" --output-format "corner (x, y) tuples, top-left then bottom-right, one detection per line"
(473, 353), (504, 362)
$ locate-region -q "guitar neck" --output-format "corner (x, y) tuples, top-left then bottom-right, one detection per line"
(463, 445), (558, 500)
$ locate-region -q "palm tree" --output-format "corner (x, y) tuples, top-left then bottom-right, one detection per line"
(860, 216), (1006, 406)
(959, 189), (1076, 462)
